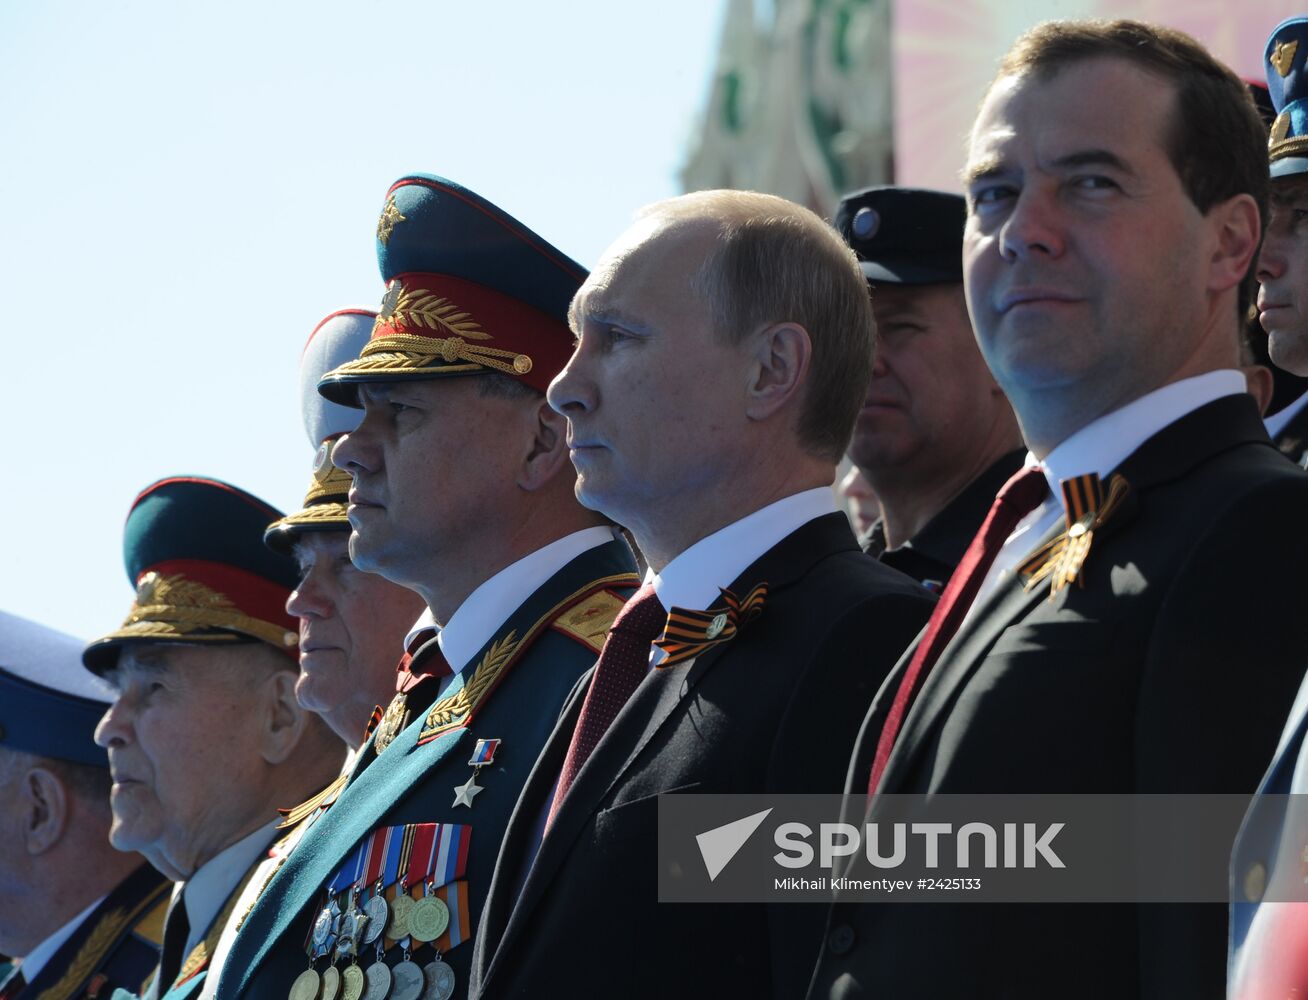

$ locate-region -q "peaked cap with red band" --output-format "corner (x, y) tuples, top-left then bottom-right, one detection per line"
(83, 476), (301, 675)
(265, 308), (376, 553)
(317, 173), (587, 405)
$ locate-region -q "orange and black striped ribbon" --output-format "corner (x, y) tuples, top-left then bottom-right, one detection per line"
(654, 582), (768, 668)
(1019, 472), (1129, 598)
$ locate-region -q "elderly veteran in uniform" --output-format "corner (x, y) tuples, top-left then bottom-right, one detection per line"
(265, 308), (426, 747)
(212, 174), (639, 1000)
(836, 186), (1024, 591)
(84, 477), (344, 1000)
(1230, 17), (1308, 998)
(0, 612), (170, 1000)
(469, 190), (936, 1000)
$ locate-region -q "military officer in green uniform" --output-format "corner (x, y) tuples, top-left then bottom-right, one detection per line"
(84, 477), (345, 1000)
(265, 308), (426, 748)
(213, 173), (639, 1000)
(0, 611), (171, 1000)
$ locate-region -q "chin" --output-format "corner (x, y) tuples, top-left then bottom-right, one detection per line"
(1268, 327), (1308, 378)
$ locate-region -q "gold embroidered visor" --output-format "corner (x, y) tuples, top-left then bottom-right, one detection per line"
(317, 273), (573, 405)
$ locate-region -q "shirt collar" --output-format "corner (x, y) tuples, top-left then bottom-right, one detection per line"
(402, 608), (438, 654)
(1265, 387), (1308, 439)
(18, 894), (104, 982)
(647, 487), (836, 613)
(180, 820), (279, 954)
(435, 527), (618, 674)
(1029, 370), (1247, 496)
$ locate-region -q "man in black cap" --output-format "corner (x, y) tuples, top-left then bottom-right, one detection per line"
(835, 186), (1024, 591)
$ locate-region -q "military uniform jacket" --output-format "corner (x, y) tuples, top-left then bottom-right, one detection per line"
(807, 394), (1308, 1000)
(470, 513), (935, 1000)
(4, 863), (170, 1000)
(1228, 674), (1308, 987)
(213, 538), (639, 1000)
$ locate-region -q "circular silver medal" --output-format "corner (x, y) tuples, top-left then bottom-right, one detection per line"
(312, 907), (334, 949)
(363, 960), (392, 1000)
(320, 965), (341, 1000)
(289, 968), (321, 1000)
(389, 960), (423, 1000)
(341, 965), (365, 1000)
(361, 895), (389, 945)
(421, 959), (456, 1000)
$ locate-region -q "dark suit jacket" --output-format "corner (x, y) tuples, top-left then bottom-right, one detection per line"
(863, 449), (1026, 589)
(470, 513), (935, 1000)
(211, 539), (639, 1000)
(808, 394), (1308, 1000)
(1272, 396), (1308, 465)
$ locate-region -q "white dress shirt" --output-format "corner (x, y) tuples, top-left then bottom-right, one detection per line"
(966, 370), (1247, 620)
(1265, 388), (1308, 440)
(402, 527), (618, 676)
(17, 894), (103, 982)
(645, 487), (836, 663)
(177, 821), (280, 959)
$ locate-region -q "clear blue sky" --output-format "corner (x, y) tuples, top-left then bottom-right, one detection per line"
(0, 0), (726, 639)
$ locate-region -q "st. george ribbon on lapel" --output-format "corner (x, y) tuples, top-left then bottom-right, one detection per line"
(654, 582), (768, 667)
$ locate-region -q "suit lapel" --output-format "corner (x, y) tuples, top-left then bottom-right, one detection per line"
(874, 393), (1271, 794)
(489, 514), (859, 978)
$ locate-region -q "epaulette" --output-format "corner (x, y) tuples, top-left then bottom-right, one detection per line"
(418, 574), (638, 744)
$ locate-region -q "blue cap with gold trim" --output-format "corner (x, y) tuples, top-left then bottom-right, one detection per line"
(1266, 17), (1308, 178)
(318, 173), (587, 405)
(264, 308), (376, 553)
(0, 611), (112, 767)
(83, 477), (301, 675)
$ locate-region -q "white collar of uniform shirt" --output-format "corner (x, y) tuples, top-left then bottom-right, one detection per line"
(407, 526), (620, 676)
(178, 820), (280, 957)
(644, 487), (836, 666)
(17, 894), (103, 983)
(965, 368), (1247, 622)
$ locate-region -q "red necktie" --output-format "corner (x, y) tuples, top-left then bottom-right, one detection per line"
(547, 583), (666, 828)
(867, 466), (1048, 796)
(396, 631), (451, 695)
(1233, 902), (1308, 999)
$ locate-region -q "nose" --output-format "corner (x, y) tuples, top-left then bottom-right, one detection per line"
(286, 565), (331, 620)
(998, 189), (1065, 262)
(332, 424), (376, 477)
(546, 342), (597, 419)
(94, 698), (131, 750)
(1258, 231), (1288, 285)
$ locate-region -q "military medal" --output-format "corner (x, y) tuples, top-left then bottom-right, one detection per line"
(289, 968), (321, 1000)
(387, 890), (415, 940)
(363, 960), (391, 1000)
(321, 965), (342, 1000)
(390, 960), (424, 1000)
(362, 893), (389, 945)
(407, 892), (450, 944)
(421, 959), (456, 1000)
(341, 964), (366, 1000)
(453, 738), (500, 808)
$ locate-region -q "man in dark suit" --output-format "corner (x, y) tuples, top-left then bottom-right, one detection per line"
(211, 174), (639, 1000)
(835, 186), (1024, 591)
(469, 190), (935, 999)
(807, 20), (1308, 999)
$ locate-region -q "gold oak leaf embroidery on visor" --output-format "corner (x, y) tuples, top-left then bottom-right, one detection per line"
(654, 582), (768, 668)
(1018, 473), (1130, 600)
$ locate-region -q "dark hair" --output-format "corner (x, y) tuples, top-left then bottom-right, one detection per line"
(998, 19), (1270, 317)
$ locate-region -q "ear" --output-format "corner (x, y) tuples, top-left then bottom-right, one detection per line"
(518, 399), (572, 492)
(1208, 193), (1261, 296)
(744, 321), (813, 423)
(259, 669), (309, 766)
(1241, 363), (1276, 416)
(23, 766), (68, 855)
